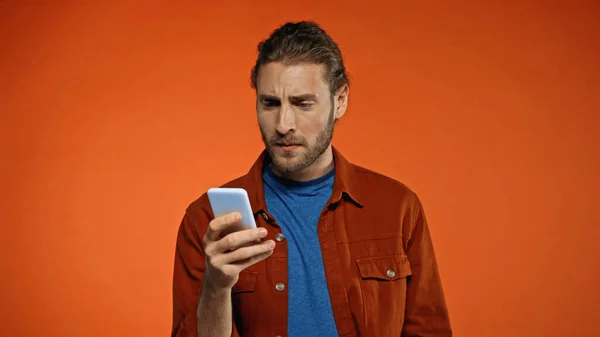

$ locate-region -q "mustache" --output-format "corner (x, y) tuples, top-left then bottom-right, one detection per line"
(270, 135), (306, 146)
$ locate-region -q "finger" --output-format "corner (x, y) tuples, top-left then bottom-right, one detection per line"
(220, 240), (275, 265)
(235, 249), (274, 270)
(205, 212), (241, 242)
(217, 227), (268, 253)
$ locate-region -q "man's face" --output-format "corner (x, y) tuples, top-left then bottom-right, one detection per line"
(256, 62), (346, 175)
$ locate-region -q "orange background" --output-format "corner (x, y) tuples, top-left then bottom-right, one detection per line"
(1, 1), (599, 336)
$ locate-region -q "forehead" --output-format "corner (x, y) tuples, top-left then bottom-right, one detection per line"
(256, 62), (329, 96)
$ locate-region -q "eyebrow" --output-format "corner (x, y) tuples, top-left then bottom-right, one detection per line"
(258, 94), (319, 102)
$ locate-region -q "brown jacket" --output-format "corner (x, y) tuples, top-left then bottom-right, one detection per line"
(172, 147), (452, 336)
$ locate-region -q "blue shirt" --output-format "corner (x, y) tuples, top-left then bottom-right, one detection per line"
(263, 165), (338, 337)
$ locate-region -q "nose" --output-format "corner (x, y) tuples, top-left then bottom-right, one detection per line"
(275, 102), (296, 134)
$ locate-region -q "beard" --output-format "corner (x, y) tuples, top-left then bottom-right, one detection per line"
(260, 107), (335, 175)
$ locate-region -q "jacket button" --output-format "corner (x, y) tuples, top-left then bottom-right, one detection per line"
(275, 282), (285, 291)
(275, 233), (285, 242)
(386, 269), (396, 278)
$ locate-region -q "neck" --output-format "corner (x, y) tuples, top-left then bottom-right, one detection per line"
(271, 145), (334, 182)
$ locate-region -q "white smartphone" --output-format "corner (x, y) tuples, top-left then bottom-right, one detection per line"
(207, 187), (257, 236)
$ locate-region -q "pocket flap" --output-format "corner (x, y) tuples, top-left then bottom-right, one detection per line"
(356, 254), (412, 281)
(232, 271), (257, 293)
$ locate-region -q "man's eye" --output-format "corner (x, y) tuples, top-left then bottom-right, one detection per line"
(298, 102), (311, 108)
(263, 100), (279, 107)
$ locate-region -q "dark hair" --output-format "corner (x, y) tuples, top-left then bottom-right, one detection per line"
(250, 21), (350, 95)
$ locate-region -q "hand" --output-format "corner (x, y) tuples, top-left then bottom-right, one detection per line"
(202, 212), (275, 290)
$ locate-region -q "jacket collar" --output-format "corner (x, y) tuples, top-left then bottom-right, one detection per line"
(242, 146), (364, 216)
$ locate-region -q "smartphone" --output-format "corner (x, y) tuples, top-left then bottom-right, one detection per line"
(207, 187), (257, 236)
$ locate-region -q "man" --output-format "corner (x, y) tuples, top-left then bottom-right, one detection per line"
(172, 21), (452, 337)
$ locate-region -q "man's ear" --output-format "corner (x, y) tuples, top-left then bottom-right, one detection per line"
(334, 84), (349, 120)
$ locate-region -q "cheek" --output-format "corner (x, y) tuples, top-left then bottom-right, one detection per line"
(308, 107), (332, 127)
(257, 114), (280, 139)
(296, 114), (327, 137)
(257, 113), (270, 129)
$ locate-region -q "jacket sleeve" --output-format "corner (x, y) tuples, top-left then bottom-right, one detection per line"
(171, 207), (241, 337)
(402, 197), (453, 337)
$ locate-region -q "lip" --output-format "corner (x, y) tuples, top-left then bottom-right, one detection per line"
(277, 144), (302, 150)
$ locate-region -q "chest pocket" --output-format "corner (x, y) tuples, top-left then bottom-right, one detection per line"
(355, 254), (412, 336)
(356, 254), (412, 280)
(232, 271), (257, 293)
